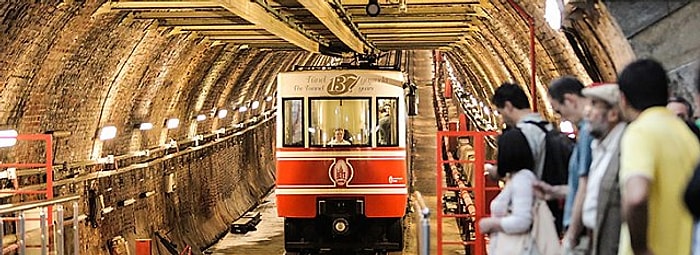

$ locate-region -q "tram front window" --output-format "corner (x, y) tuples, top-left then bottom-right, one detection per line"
(309, 98), (370, 147)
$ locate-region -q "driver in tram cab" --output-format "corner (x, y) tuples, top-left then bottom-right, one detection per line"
(328, 128), (351, 145)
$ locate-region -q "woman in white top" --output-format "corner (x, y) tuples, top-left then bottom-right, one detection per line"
(328, 128), (351, 145)
(479, 129), (537, 251)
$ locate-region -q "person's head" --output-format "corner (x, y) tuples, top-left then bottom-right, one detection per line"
(379, 107), (388, 117)
(618, 59), (669, 121)
(582, 84), (623, 139)
(333, 128), (345, 141)
(667, 96), (693, 121)
(492, 83), (531, 126)
(547, 76), (586, 123)
(496, 129), (534, 177)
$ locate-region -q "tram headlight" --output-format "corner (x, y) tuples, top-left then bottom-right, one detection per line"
(332, 218), (350, 235)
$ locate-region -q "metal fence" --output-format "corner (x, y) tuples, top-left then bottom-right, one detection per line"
(0, 195), (80, 255)
(412, 191), (430, 255)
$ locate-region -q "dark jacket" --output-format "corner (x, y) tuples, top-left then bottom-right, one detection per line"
(684, 164), (700, 219)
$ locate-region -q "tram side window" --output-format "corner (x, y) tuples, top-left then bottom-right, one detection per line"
(283, 99), (304, 147)
(377, 98), (399, 146)
(309, 98), (371, 147)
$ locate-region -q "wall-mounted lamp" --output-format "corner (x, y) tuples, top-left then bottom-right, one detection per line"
(0, 129), (18, 148)
(99, 126), (117, 141)
(196, 114), (207, 122)
(165, 118), (180, 129)
(192, 134), (204, 146)
(139, 123), (153, 131)
(265, 96), (273, 102)
(238, 105), (248, 112)
(251, 101), (260, 110)
(214, 128), (225, 139)
(217, 109), (228, 119)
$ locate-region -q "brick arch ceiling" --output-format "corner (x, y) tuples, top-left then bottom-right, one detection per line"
(0, 0), (633, 162)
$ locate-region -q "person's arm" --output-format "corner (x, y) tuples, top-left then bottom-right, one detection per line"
(533, 180), (568, 200)
(496, 171), (535, 234)
(564, 176), (587, 245)
(623, 176), (652, 254)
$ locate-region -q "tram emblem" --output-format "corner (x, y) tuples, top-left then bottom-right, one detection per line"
(326, 74), (359, 95)
(329, 159), (354, 187)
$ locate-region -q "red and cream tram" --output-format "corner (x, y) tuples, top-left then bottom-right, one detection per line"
(275, 69), (409, 253)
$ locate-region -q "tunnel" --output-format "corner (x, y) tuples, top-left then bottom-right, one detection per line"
(0, 1), (699, 254)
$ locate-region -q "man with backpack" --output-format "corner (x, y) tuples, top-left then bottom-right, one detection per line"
(536, 77), (595, 254)
(491, 83), (572, 234)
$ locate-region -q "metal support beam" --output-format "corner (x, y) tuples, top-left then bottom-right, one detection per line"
(298, 0), (373, 53)
(215, 0), (323, 53)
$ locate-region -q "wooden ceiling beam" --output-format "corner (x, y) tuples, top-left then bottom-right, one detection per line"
(174, 25), (260, 31)
(215, 0), (323, 52)
(133, 10), (235, 19)
(206, 35), (282, 41)
(297, 0), (371, 53)
(106, 1), (221, 10)
(156, 18), (249, 26)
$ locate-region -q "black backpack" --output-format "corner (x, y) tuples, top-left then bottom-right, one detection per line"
(523, 121), (573, 185)
(522, 120), (574, 234)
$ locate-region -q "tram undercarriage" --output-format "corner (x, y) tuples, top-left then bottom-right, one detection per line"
(284, 199), (403, 254)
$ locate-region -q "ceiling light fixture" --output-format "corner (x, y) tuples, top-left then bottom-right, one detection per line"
(545, 0), (562, 30)
(366, 0), (380, 17)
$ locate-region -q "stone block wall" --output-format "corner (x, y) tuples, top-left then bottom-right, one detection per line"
(605, 1), (700, 106)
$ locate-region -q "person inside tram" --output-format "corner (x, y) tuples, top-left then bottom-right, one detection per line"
(328, 128), (351, 145)
(378, 107), (391, 145)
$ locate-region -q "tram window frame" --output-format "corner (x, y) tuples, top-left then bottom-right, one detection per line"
(282, 98), (304, 147)
(308, 97), (372, 148)
(376, 97), (400, 147)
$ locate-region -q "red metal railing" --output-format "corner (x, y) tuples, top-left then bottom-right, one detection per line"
(436, 130), (499, 255)
(0, 134), (54, 225)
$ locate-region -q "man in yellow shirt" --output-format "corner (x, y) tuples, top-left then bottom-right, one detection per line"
(617, 59), (700, 255)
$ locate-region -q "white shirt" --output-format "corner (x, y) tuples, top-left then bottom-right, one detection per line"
(490, 169), (536, 233)
(328, 139), (350, 145)
(582, 123), (626, 229)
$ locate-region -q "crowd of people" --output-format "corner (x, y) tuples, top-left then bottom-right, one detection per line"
(479, 58), (700, 255)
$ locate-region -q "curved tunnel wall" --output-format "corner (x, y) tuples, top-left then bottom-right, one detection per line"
(0, 0), (688, 254)
(444, 0), (635, 120)
(0, 2), (336, 254)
